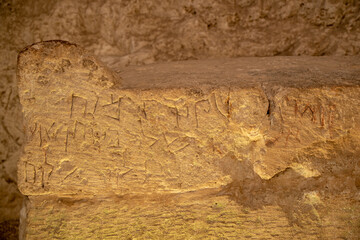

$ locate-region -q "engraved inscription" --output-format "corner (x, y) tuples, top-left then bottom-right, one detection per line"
(70, 94), (87, 119)
(41, 148), (54, 188)
(21, 87), (351, 195)
(195, 99), (210, 128)
(213, 91), (231, 120)
(102, 94), (121, 121)
(285, 97), (339, 129)
(25, 162), (36, 184)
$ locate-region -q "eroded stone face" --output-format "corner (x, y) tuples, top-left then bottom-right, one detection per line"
(17, 41), (360, 239)
(18, 52), (269, 194)
(2, 2), (360, 233)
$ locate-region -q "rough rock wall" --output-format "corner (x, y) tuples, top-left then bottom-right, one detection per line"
(0, 0), (359, 238)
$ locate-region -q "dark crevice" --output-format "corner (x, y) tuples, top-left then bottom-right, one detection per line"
(266, 99), (271, 116)
(260, 84), (274, 121)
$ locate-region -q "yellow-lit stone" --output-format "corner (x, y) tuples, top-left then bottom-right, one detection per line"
(17, 41), (360, 239)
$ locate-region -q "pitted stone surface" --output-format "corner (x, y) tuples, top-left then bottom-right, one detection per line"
(17, 41), (360, 239)
(2, 1), (360, 235)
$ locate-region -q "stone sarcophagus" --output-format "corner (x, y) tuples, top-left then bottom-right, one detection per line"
(17, 41), (360, 239)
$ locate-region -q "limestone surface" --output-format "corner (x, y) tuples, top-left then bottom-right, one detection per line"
(2, 1), (360, 235)
(17, 41), (360, 239)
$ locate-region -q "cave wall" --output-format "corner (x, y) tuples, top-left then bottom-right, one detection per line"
(0, 0), (359, 237)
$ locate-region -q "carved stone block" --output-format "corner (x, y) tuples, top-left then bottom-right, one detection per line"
(17, 41), (360, 239)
